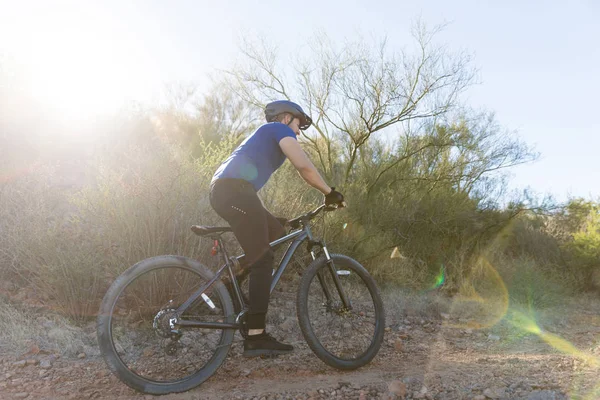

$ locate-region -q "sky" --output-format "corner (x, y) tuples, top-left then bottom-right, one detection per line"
(0, 0), (598, 202)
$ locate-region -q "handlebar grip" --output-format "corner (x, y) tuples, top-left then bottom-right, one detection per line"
(325, 202), (346, 211)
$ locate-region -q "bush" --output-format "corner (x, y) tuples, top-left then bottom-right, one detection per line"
(0, 113), (239, 322)
(495, 255), (573, 309)
(560, 200), (600, 288)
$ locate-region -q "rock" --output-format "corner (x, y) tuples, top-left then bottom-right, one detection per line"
(25, 343), (41, 355)
(394, 338), (403, 352)
(413, 386), (429, 399)
(488, 334), (500, 341)
(39, 370), (49, 378)
(82, 345), (100, 357)
(483, 387), (506, 399)
(142, 348), (154, 358)
(39, 359), (52, 369)
(77, 353), (86, 359)
(279, 317), (295, 332)
(385, 327), (392, 332)
(0, 281), (17, 292)
(12, 360), (27, 368)
(526, 390), (564, 400)
(14, 393), (29, 399)
(388, 380), (407, 398)
(40, 319), (54, 330)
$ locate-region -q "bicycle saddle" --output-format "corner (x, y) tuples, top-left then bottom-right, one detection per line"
(191, 225), (233, 237)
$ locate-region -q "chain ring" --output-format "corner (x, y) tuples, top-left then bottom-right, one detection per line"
(153, 308), (178, 338)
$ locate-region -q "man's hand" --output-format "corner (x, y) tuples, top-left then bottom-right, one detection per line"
(325, 187), (345, 207)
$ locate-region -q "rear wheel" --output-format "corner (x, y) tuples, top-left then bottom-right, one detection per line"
(97, 255), (235, 394)
(297, 254), (385, 370)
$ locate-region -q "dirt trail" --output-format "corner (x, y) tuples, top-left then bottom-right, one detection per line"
(2, 295), (600, 400)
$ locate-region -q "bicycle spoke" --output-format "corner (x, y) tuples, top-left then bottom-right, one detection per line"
(109, 266), (230, 383)
(304, 261), (378, 361)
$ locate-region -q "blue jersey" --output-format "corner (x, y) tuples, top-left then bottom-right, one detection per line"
(212, 122), (296, 191)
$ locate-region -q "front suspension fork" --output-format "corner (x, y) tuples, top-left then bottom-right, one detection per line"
(309, 243), (352, 311)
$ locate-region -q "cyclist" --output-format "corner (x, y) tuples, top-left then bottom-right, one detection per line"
(209, 100), (344, 357)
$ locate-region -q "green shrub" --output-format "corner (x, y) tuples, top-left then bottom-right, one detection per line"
(567, 204), (600, 263)
(496, 255), (574, 309)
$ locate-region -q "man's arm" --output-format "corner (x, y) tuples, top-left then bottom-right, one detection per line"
(279, 137), (331, 195)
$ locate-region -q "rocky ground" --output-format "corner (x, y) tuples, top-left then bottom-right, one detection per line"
(2, 291), (600, 400)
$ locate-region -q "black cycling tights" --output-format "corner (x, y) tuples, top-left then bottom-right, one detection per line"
(209, 178), (285, 330)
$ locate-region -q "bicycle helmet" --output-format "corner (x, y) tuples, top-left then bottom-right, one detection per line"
(265, 100), (313, 130)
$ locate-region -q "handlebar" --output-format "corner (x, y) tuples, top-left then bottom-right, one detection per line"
(287, 203), (343, 229)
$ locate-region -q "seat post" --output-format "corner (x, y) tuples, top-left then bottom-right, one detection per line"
(215, 236), (232, 267)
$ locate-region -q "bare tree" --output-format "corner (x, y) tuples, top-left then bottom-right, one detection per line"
(225, 21), (476, 185)
(195, 83), (261, 144)
(358, 110), (538, 200)
(153, 81), (260, 155)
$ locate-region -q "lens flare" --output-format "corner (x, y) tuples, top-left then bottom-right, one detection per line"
(446, 253), (600, 399)
(446, 256), (509, 330)
(432, 217), (600, 399)
(508, 307), (600, 365)
(432, 264), (445, 289)
(506, 307), (600, 399)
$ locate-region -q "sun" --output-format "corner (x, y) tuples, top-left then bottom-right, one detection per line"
(2, 3), (158, 124)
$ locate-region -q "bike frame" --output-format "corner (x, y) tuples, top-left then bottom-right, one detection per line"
(174, 207), (350, 331)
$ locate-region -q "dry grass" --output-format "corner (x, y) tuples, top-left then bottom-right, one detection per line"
(0, 296), (88, 356)
(382, 288), (450, 326)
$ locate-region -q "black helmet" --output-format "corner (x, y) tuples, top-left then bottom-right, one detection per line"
(265, 100), (313, 130)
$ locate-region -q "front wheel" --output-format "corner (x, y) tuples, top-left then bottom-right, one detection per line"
(97, 255), (235, 394)
(296, 254), (385, 370)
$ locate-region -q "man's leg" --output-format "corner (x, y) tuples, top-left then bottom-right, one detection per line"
(209, 180), (280, 330)
(266, 210), (287, 242)
(209, 180), (293, 356)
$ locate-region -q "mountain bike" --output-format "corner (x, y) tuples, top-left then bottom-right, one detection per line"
(96, 203), (385, 394)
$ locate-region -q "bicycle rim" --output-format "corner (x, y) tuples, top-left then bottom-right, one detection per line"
(107, 263), (230, 384)
(300, 255), (384, 367)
